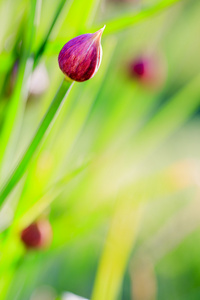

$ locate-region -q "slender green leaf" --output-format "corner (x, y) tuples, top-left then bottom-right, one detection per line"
(91, 0), (183, 35)
(34, 0), (69, 65)
(0, 0), (39, 171)
(132, 73), (200, 158)
(0, 80), (73, 208)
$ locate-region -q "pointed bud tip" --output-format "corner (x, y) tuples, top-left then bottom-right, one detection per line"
(100, 25), (106, 32)
(94, 25), (106, 38)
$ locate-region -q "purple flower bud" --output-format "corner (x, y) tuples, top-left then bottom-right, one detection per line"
(20, 219), (52, 250)
(58, 26), (105, 82)
(129, 53), (167, 89)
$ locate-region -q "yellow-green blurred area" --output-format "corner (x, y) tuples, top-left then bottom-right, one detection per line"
(0, 0), (200, 299)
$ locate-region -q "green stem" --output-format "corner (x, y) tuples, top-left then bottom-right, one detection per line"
(34, 0), (67, 66)
(0, 0), (39, 170)
(0, 80), (74, 208)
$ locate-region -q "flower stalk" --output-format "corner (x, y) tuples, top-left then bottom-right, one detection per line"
(0, 80), (73, 208)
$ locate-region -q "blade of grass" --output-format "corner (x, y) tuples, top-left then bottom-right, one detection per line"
(52, 200), (111, 248)
(44, 0), (183, 57)
(0, 80), (74, 208)
(13, 159), (90, 229)
(92, 200), (142, 300)
(91, 0), (183, 35)
(0, 230), (23, 300)
(138, 197), (200, 264)
(0, 271), (15, 300)
(0, 0), (39, 172)
(34, 0), (72, 66)
(59, 0), (100, 36)
(37, 0), (99, 61)
(131, 73), (200, 159)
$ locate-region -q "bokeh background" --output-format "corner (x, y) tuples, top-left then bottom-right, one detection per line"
(0, 0), (200, 299)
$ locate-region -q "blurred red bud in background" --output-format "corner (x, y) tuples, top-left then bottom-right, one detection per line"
(20, 219), (52, 250)
(128, 53), (167, 89)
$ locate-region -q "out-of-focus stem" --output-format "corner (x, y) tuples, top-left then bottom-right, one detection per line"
(92, 201), (142, 300)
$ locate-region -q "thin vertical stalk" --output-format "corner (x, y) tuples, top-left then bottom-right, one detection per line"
(34, 0), (68, 66)
(0, 0), (40, 170)
(92, 201), (142, 300)
(0, 80), (74, 208)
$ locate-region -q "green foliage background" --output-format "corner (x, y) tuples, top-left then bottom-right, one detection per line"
(0, 0), (200, 299)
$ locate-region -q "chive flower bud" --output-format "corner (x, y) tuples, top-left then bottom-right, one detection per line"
(20, 219), (52, 249)
(129, 53), (166, 89)
(58, 26), (105, 82)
